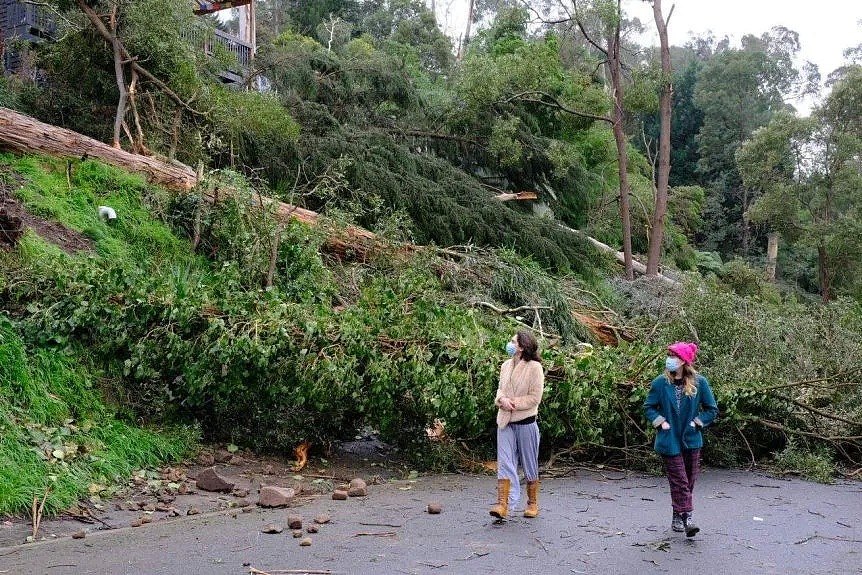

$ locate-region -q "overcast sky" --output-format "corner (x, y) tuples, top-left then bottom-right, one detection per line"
(433, 1), (862, 111)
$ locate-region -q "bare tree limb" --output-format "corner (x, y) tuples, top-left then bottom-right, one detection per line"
(499, 91), (612, 123)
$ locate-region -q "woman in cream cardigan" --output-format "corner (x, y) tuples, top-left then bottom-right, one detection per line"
(489, 330), (544, 520)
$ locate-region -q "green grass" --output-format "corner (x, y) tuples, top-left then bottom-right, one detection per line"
(0, 153), (195, 266)
(0, 317), (197, 516)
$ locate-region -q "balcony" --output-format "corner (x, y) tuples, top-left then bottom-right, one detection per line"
(205, 28), (252, 84)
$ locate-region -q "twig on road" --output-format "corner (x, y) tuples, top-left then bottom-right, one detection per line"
(358, 522), (403, 528)
(249, 569), (335, 575)
(353, 531), (397, 537)
(794, 534), (862, 545)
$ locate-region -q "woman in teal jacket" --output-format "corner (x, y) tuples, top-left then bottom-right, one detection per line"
(644, 342), (718, 537)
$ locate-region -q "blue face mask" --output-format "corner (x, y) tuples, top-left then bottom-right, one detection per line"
(505, 341), (517, 357)
(665, 356), (683, 372)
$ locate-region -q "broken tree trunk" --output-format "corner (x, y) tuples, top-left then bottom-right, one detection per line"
(0, 107), (197, 190)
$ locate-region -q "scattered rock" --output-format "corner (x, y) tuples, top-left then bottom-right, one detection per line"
(214, 449), (233, 463)
(314, 514), (331, 525)
(130, 519), (143, 528)
(292, 530), (303, 538)
(141, 502), (156, 512)
(350, 478), (367, 490)
(258, 486), (295, 508)
(158, 494), (176, 504)
(122, 501), (139, 512)
(71, 530), (86, 539)
(195, 467), (235, 492)
(178, 483), (190, 495)
(228, 455), (245, 466)
(232, 488), (250, 498)
(155, 503), (172, 513)
(161, 467), (185, 482)
(236, 498), (253, 508)
(140, 515), (152, 524)
(241, 506), (255, 514)
(348, 485), (368, 497)
(261, 464), (275, 475)
(332, 490), (348, 501)
(261, 523), (283, 534)
(427, 502), (442, 514)
(187, 507), (201, 516)
(167, 508), (180, 517)
(306, 525), (319, 534)
(287, 514), (303, 529)
(299, 537), (312, 546)
(197, 453), (215, 466)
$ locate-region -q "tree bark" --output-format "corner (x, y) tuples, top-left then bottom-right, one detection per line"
(766, 231), (778, 281)
(607, 13), (634, 281)
(458, 0), (475, 60)
(817, 244), (831, 302)
(645, 0), (672, 275)
(109, 7), (128, 149)
(0, 107), (197, 190)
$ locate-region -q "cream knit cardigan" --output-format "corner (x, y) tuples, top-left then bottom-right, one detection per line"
(494, 357), (544, 429)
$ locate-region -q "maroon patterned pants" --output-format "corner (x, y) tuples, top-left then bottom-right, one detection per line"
(662, 448), (701, 513)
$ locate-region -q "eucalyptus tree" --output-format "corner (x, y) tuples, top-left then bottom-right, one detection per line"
(694, 26), (814, 258)
(738, 67), (862, 301)
(643, 0), (672, 275)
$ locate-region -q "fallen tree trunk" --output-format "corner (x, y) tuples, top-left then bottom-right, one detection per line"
(558, 224), (679, 287)
(0, 107), (197, 191)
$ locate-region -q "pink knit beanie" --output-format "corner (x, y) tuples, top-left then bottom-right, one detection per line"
(668, 342), (698, 365)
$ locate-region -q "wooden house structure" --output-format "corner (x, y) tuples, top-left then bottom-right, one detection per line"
(2, 0), (256, 86)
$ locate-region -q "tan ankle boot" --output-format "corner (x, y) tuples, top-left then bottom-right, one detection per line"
(524, 480), (539, 518)
(489, 478), (510, 519)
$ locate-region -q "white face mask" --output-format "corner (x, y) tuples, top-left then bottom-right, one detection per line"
(665, 356), (683, 372)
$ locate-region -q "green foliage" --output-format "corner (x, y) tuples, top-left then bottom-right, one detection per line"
(0, 317), (194, 516)
(772, 439), (836, 483)
(293, 130), (600, 274)
(0, 76), (23, 110)
(718, 259), (778, 300)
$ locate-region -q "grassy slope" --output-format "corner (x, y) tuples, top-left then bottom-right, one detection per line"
(0, 154), (197, 516)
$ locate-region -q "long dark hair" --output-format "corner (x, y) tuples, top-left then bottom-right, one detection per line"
(517, 331), (541, 363)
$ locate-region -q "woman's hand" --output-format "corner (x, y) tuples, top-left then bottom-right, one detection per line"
(499, 397), (515, 411)
(660, 421), (670, 430)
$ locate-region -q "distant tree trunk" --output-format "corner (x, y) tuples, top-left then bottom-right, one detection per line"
(817, 244), (831, 302)
(741, 185), (750, 256)
(608, 18), (634, 280)
(766, 232), (778, 281)
(458, 0), (475, 60)
(646, 0), (673, 275)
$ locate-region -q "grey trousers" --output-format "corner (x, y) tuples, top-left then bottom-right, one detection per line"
(497, 421), (540, 507)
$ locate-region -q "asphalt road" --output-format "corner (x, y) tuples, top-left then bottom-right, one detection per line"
(3, 468), (861, 575)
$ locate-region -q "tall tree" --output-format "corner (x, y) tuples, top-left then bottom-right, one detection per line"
(694, 27), (807, 258)
(738, 67), (862, 301)
(644, 0), (672, 275)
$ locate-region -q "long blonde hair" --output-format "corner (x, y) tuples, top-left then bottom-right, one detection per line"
(665, 363), (698, 396)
